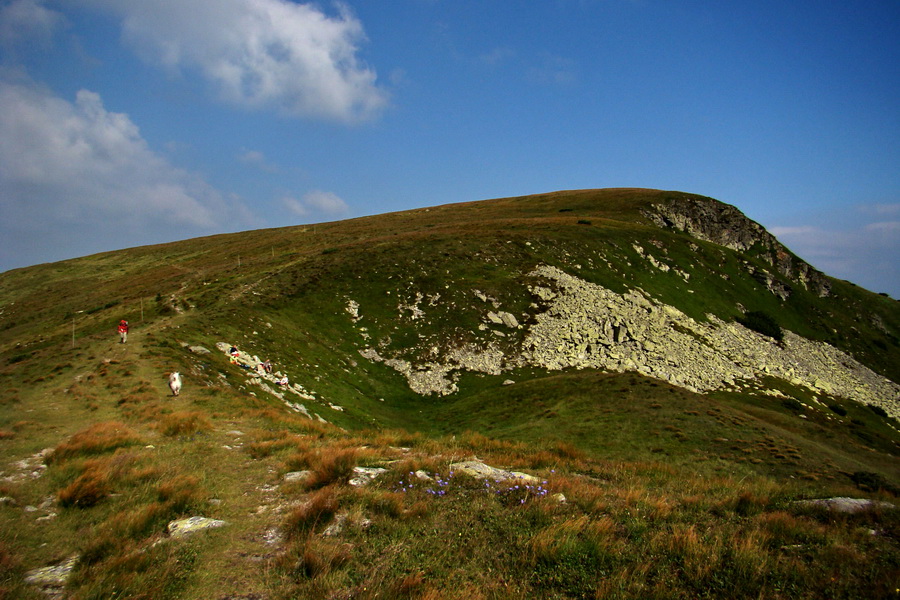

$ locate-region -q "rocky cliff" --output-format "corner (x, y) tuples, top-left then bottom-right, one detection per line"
(643, 196), (832, 298)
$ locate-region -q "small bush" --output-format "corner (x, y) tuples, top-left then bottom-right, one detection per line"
(827, 403), (847, 416)
(850, 471), (899, 494)
(737, 310), (783, 342)
(866, 404), (888, 418)
(780, 398), (802, 412)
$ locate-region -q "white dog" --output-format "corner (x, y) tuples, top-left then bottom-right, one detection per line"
(168, 372), (182, 396)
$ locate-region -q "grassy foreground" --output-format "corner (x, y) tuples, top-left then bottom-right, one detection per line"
(0, 317), (897, 599)
(1, 189), (898, 598)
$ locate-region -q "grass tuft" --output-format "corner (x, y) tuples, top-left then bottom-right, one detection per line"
(155, 411), (212, 437)
(283, 485), (341, 538)
(49, 422), (142, 463)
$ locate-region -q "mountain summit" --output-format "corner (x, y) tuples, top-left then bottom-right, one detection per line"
(1, 189), (898, 599)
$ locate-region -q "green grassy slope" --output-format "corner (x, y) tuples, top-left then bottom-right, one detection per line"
(1, 189), (898, 598)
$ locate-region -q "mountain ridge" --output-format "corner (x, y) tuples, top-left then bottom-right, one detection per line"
(1, 188), (898, 599)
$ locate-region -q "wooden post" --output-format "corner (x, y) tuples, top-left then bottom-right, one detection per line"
(72, 316), (75, 348)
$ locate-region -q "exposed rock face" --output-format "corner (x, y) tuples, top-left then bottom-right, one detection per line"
(644, 196), (831, 298)
(522, 266), (897, 416)
(356, 265), (899, 419)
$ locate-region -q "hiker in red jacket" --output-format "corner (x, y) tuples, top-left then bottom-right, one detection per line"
(118, 319), (129, 343)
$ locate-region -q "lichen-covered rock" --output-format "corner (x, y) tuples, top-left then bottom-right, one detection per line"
(451, 460), (539, 484)
(283, 470), (312, 483)
(794, 497), (896, 514)
(353, 264), (897, 418)
(24, 555), (78, 589)
(167, 516), (227, 538)
(348, 466), (388, 487)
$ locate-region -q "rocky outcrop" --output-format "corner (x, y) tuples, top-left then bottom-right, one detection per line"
(644, 196), (831, 297)
(522, 266), (898, 416)
(355, 265), (899, 419)
(215, 342), (327, 422)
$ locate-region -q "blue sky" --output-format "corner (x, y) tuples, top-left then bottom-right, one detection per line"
(1, 1), (898, 296)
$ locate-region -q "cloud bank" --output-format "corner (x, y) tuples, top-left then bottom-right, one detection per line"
(76, 0), (389, 122)
(0, 76), (253, 269)
(282, 190), (350, 218)
(771, 206), (900, 296)
(0, 0), (64, 52)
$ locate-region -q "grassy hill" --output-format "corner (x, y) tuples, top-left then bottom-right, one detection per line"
(1, 189), (898, 599)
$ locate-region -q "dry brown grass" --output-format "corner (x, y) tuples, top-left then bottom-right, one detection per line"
(244, 429), (310, 459)
(155, 411), (212, 437)
(57, 468), (111, 508)
(282, 485), (341, 539)
(289, 536), (352, 579)
(286, 445), (370, 489)
(49, 421), (142, 462)
(156, 473), (203, 512)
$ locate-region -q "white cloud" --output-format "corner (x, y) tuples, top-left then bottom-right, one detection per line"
(238, 149), (278, 172)
(0, 77), (254, 268)
(303, 189), (349, 214)
(768, 225), (818, 237)
(281, 190), (349, 217)
(281, 195), (307, 216)
(74, 0), (389, 122)
(0, 0), (64, 52)
(865, 221), (900, 233)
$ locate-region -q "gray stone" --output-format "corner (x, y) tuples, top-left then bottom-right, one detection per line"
(348, 466), (388, 487)
(24, 555), (78, 588)
(794, 497), (896, 514)
(283, 470), (313, 483)
(167, 516), (228, 538)
(451, 460), (539, 484)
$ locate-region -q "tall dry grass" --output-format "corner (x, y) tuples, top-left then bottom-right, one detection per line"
(49, 422), (142, 462)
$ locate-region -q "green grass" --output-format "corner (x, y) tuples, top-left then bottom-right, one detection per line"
(1, 188), (898, 598)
